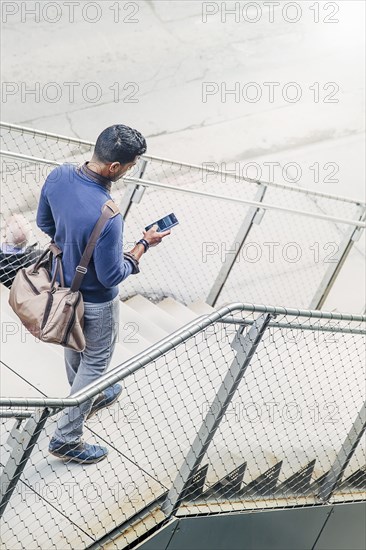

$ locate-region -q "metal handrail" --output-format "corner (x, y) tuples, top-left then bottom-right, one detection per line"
(1, 150), (365, 228)
(1, 121), (365, 206)
(218, 317), (366, 335)
(123, 176), (366, 227)
(1, 301), (364, 409)
(0, 150), (59, 167)
(0, 122), (96, 146)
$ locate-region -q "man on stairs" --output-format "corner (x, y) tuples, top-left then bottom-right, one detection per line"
(37, 124), (170, 464)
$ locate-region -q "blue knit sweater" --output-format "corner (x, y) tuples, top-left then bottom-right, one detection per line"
(36, 163), (134, 303)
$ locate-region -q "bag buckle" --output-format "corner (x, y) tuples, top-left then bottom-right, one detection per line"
(76, 265), (87, 274)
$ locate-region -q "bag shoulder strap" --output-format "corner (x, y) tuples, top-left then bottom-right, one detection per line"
(49, 243), (63, 258)
(70, 200), (120, 293)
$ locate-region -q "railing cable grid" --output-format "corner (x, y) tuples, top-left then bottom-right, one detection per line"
(0, 304), (365, 549)
(1, 122), (365, 311)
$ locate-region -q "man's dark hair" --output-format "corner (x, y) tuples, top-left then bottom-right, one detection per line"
(94, 124), (147, 164)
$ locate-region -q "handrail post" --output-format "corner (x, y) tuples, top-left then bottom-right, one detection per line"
(119, 159), (148, 219)
(309, 206), (366, 310)
(0, 407), (51, 517)
(161, 312), (273, 518)
(318, 401), (366, 501)
(206, 184), (267, 307)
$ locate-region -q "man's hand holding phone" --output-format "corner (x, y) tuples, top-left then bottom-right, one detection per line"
(126, 213), (177, 264)
(143, 213), (178, 247)
(143, 224), (171, 247)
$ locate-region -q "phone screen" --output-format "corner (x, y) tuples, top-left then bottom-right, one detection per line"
(145, 213), (178, 232)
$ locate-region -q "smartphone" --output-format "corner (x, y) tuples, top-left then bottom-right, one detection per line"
(145, 213), (179, 233)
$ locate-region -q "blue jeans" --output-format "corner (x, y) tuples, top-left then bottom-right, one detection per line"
(53, 294), (120, 443)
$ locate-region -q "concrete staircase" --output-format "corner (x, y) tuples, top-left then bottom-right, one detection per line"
(0, 283), (222, 548)
(0, 283), (215, 399)
(1, 284), (365, 550)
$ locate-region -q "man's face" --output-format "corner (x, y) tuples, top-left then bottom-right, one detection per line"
(109, 158), (138, 181)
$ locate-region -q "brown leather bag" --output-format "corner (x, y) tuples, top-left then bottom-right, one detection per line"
(8, 200), (120, 352)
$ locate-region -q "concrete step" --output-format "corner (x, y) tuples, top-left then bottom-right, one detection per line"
(124, 295), (184, 333)
(116, 324), (154, 357)
(1, 283), (28, 321)
(187, 300), (216, 316)
(119, 300), (169, 344)
(155, 297), (198, 325)
(110, 340), (133, 368)
(0, 310), (69, 397)
(1, 359), (49, 399)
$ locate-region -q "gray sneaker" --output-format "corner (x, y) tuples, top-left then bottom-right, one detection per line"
(87, 383), (122, 420)
(49, 437), (108, 464)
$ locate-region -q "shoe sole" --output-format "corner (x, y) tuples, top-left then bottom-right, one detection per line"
(49, 449), (108, 464)
(86, 390), (122, 420)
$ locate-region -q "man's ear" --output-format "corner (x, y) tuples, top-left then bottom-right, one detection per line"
(109, 161), (121, 172)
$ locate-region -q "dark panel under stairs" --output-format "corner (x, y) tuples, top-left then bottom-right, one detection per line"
(239, 462), (283, 497)
(181, 464), (209, 501)
(275, 460), (316, 496)
(202, 463), (247, 500)
(179, 459), (364, 504)
(338, 467), (366, 491)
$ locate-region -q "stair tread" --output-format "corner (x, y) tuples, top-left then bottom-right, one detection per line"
(119, 300), (169, 343)
(1, 310), (69, 397)
(156, 297), (198, 324)
(188, 300), (216, 315)
(124, 295), (185, 333)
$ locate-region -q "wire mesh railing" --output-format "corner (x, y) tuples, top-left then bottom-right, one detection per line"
(0, 121), (363, 207)
(120, 174), (365, 309)
(1, 302), (365, 549)
(2, 123), (365, 309)
(1, 122), (365, 312)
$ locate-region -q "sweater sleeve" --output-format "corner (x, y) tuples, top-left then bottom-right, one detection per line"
(36, 181), (56, 238)
(93, 214), (135, 288)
